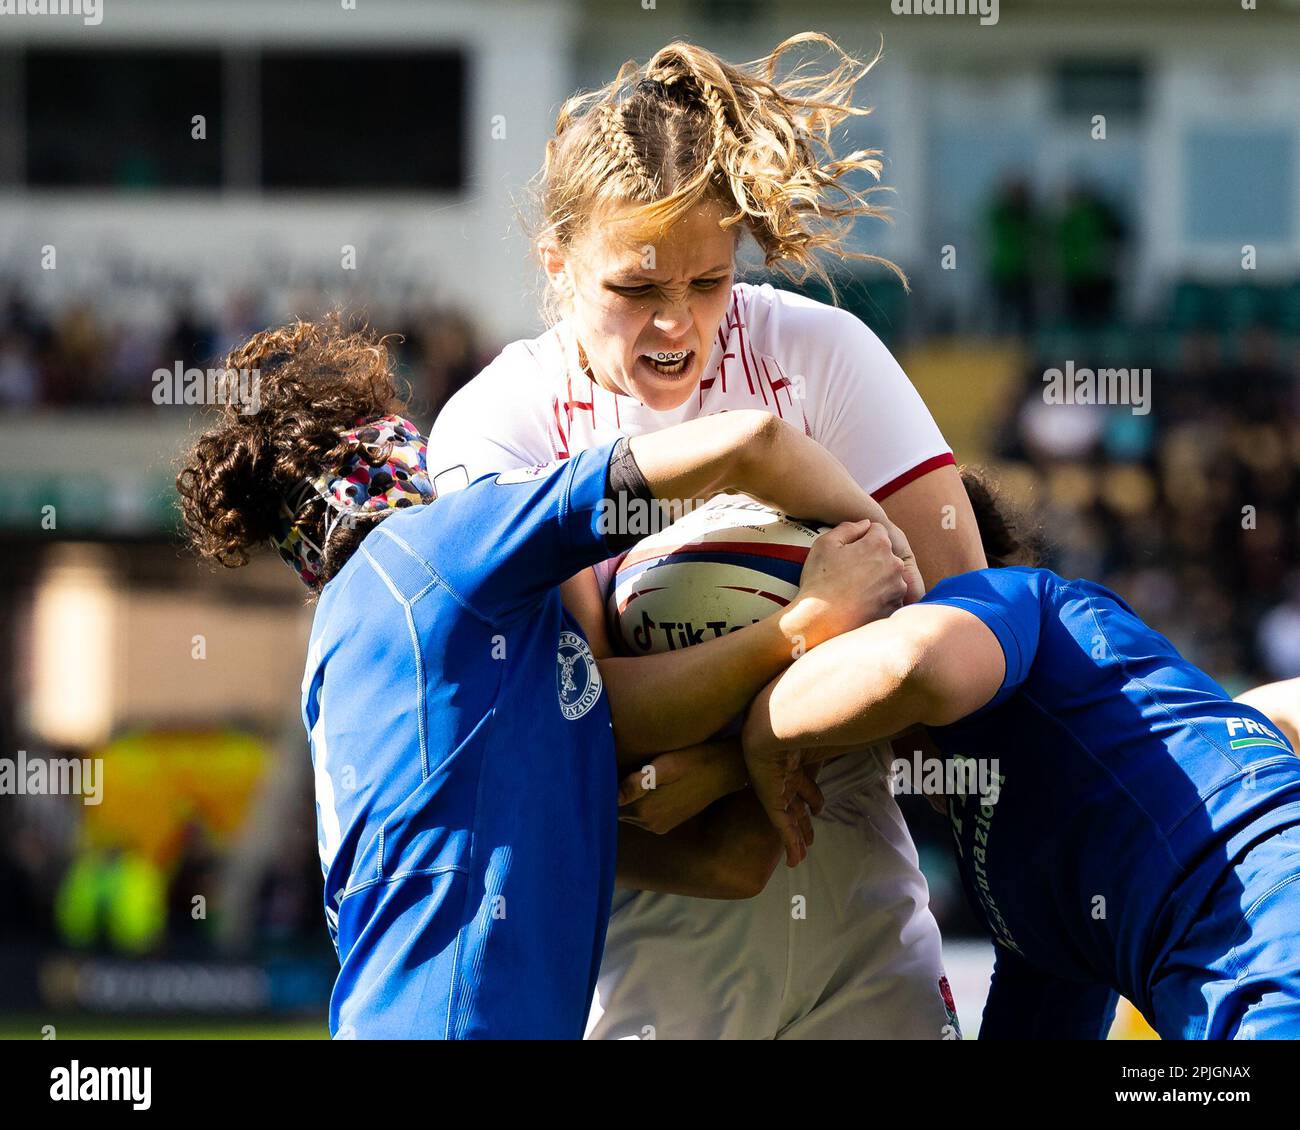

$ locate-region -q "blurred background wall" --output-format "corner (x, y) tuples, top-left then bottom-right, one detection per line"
(0, 0), (1297, 1038)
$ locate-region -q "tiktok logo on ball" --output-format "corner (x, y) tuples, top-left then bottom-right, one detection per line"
(557, 631), (602, 720)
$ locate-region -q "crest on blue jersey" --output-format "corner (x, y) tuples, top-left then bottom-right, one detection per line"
(557, 630), (602, 720)
(497, 462), (556, 485)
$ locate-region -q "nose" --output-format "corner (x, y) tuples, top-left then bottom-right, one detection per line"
(652, 294), (692, 338)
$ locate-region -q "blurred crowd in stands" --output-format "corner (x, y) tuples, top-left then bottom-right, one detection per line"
(0, 288), (485, 423)
(993, 318), (1300, 693)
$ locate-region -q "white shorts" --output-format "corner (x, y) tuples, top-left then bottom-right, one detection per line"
(585, 747), (959, 1039)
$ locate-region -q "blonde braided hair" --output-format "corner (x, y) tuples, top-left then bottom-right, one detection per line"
(530, 32), (903, 324)
(598, 99), (657, 198)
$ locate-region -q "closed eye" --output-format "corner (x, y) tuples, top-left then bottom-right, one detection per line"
(607, 276), (728, 298)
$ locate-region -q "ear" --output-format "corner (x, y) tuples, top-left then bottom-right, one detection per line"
(538, 236), (570, 295)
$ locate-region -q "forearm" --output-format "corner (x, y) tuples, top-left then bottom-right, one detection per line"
(741, 607), (1005, 865)
(742, 624), (933, 763)
(614, 791), (783, 899)
(603, 613), (806, 760)
(627, 412), (878, 527)
(617, 740), (749, 833)
(729, 416), (882, 527)
(742, 607), (999, 763)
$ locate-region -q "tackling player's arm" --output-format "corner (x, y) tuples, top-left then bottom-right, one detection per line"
(616, 739), (748, 834)
(563, 412), (923, 894)
(741, 604), (1006, 864)
(604, 602), (1002, 896)
(599, 520), (910, 761)
(614, 790), (787, 900)
(611, 739), (824, 898)
(626, 411), (923, 602)
(573, 411), (920, 758)
(1235, 677), (1300, 750)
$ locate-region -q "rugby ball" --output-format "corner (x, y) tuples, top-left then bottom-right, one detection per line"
(607, 494), (828, 655)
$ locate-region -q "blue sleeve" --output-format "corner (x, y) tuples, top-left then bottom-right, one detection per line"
(979, 944), (1119, 1040)
(412, 441), (618, 622)
(921, 568), (1044, 712)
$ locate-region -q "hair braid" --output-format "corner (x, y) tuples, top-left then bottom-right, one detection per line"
(696, 78), (729, 182)
(598, 100), (656, 199)
(529, 32), (904, 324)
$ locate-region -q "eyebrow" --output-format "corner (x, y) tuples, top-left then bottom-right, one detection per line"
(607, 264), (733, 283)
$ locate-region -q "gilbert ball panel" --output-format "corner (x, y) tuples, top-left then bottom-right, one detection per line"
(608, 494), (829, 655)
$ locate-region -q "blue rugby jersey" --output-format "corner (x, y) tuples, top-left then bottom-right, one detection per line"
(919, 568), (1300, 1034)
(302, 442), (622, 1038)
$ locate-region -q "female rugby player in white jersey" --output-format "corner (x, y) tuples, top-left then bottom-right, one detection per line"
(428, 34), (986, 1039)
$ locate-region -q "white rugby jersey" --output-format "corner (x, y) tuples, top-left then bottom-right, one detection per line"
(428, 282), (954, 500)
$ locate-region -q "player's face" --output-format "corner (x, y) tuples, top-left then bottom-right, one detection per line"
(562, 201), (737, 411)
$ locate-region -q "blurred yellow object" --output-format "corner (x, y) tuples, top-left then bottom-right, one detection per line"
(1110, 997), (1159, 1040)
(82, 730), (268, 867)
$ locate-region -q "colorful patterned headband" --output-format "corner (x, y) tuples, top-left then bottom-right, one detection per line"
(271, 414), (436, 587)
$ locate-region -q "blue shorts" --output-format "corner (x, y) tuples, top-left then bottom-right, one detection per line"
(1150, 822), (1300, 1039)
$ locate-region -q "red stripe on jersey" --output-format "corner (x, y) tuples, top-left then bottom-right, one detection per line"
(760, 357), (783, 418)
(769, 354), (808, 433)
(873, 452), (957, 501)
(719, 352), (734, 392)
(771, 357), (795, 406)
(551, 396), (570, 459)
(736, 324), (756, 398)
(738, 290), (766, 404)
(741, 331), (762, 402)
(727, 295), (756, 396)
(562, 368), (596, 425)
